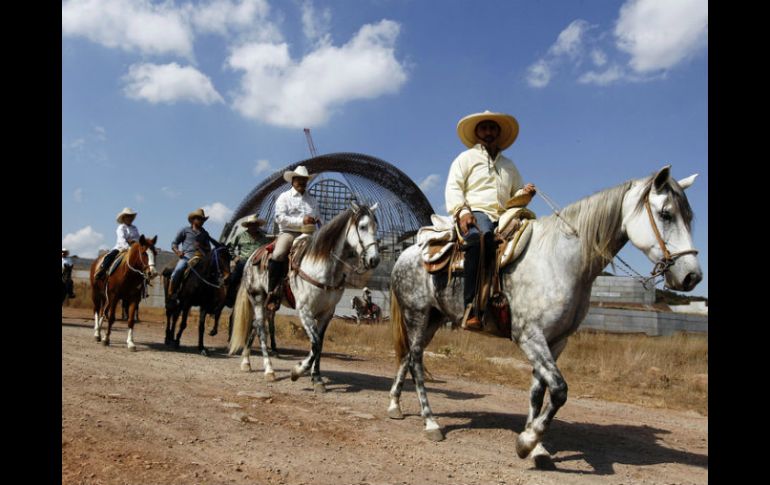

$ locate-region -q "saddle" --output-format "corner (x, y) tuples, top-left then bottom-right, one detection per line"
(95, 250), (128, 277)
(250, 237), (311, 310)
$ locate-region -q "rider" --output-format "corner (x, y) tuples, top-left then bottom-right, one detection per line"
(62, 248), (76, 298)
(362, 286), (373, 314)
(94, 207), (140, 280)
(266, 165), (321, 311)
(229, 214), (271, 292)
(445, 110), (537, 331)
(167, 208), (218, 305)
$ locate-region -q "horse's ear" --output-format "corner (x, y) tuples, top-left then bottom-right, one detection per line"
(370, 202), (379, 212)
(677, 173), (698, 190)
(139, 234), (147, 245)
(653, 165), (672, 192)
(350, 200), (360, 212)
(151, 235), (158, 245)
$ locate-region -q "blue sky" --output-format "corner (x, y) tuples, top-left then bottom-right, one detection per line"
(62, 0), (708, 297)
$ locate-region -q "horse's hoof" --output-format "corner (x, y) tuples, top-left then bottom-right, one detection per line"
(515, 430), (537, 459)
(128, 345), (137, 352)
(200, 348), (209, 356)
(209, 330), (218, 337)
(174, 341), (181, 350)
(240, 362), (251, 372)
(532, 448), (555, 470)
(424, 428), (445, 442)
(313, 382), (327, 393)
(265, 372), (276, 382)
(387, 406), (404, 420)
(94, 336), (101, 342)
(101, 339), (109, 347)
(290, 368), (301, 381)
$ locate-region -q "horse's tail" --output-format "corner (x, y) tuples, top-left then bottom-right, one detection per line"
(228, 284), (253, 355)
(391, 288), (409, 366)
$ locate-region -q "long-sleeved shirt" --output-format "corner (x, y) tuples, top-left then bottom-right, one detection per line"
(231, 230), (271, 260)
(172, 226), (215, 258)
(274, 187), (321, 232)
(114, 224), (140, 251)
(62, 257), (73, 271)
(445, 144), (526, 222)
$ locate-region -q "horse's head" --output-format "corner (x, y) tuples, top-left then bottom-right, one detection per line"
(622, 165), (702, 291)
(348, 201), (381, 270)
(211, 241), (232, 286)
(138, 235), (159, 280)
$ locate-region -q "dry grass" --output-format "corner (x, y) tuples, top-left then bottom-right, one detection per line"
(271, 317), (707, 416)
(64, 286), (707, 415)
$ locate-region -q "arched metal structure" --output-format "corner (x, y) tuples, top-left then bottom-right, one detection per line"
(220, 153), (436, 289)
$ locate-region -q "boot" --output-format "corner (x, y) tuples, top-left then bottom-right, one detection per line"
(266, 259), (287, 311)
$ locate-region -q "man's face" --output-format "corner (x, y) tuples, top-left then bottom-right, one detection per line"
(475, 120), (501, 146)
(292, 176), (309, 194)
(246, 224), (260, 235)
(191, 216), (204, 228)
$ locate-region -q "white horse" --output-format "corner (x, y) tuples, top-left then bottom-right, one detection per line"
(387, 165), (702, 467)
(229, 202), (380, 391)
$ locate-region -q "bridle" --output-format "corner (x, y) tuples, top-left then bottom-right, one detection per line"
(331, 209), (379, 275)
(643, 195), (699, 280)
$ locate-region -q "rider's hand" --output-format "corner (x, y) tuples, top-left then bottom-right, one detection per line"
(303, 216), (316, 225)
(522, 183), (537, 195)
(459, 212), (475, 235)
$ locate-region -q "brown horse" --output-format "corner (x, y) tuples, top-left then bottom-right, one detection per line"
(90, 235), (158, 350)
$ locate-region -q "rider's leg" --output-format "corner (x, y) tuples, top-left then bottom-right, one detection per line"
(167, 257), (189, 300)
(462, 212), (495, 330)
(266, 233), (294, 310)
(95, 249), (120, 280)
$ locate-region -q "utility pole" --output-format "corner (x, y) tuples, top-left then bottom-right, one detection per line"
(304, 128), (318, 158)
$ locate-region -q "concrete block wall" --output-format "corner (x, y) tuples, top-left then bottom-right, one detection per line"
(590, 276), (655, 305)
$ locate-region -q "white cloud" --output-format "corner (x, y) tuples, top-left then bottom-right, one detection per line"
(161, 186), (181, 198)
(62, 226), (108, 258)
(578, 65), (625, 86)
(548, 20), (590, 59)
(301, 0), (332, 43)
(418, 174), (442, 192)
(227, 19), (408, 128)
(73, 188), (83, 203)
(526, 59), (552, 88)
(615, 0), (708, 73)
(62, 0), (194, 59)
(123, 63), (224, 105)
(590, 49), (608, 67)
(202, 202), (234, 223)
(188, 0), (274, 38)
(253, 159), (273, 176)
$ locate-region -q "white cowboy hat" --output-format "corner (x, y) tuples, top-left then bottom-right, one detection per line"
(116, 207), (138, 224)
(283, 165), (316, 183)
(62, 248), (69, 255)
(240, 214), (267, 227)
(188, 208), (210, 223)
(457, 110), (520, 150)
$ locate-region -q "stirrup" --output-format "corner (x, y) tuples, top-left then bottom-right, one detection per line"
(265, 289), (282, 311)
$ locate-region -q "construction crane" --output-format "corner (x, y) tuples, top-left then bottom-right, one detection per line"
(304, 128), (318, 158)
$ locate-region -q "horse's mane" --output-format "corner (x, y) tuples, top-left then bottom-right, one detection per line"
(304, 206), (377, 263)
(634, 175), (694, 230)
(537, 180), (633, 275)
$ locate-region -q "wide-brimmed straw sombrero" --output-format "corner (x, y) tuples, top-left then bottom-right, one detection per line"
(283, 165), (316, 183)
(457, 110), (519, 150)
(62, 248), (69, 255)
(116, 207), (138, 224)
(240, 215), (267, 227)
(188, 208), (210, 223)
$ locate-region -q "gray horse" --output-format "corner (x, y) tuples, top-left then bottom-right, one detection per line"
(387, 166), (702, 466)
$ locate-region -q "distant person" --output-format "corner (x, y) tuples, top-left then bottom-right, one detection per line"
(62, 248), (76, 298)
(229, 215), (271, 290)
(167, 208), (218, 304)
(445, 110), (537, 330)
(94, 207), (141, 280)
(362, 286), (373, 313)
(266, 166), (321, 311)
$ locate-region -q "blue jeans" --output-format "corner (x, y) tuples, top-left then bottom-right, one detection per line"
(462, 211), (498, 310)
(170, 256), (189, 288)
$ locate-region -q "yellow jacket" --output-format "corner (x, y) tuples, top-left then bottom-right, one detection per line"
(444, 144), (526, 221)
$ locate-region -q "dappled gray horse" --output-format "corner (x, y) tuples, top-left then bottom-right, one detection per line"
(229, 202), (380, 391)
(387, 166), (702, 467)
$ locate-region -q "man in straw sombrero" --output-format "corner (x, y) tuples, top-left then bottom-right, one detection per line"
(167, 208), (218, 304)
(229, 214), (271, 293)
(62, 248), (76, 299)
(94, 207), (141, 280)
(266, 165), (321, 310)
(445, 110), (537, 330)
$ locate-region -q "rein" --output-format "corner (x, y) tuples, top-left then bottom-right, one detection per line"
(188, 246), (228, 288)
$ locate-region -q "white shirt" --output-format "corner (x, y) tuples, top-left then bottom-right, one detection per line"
(114, 224), (140, 251)
(275, 187), (321, 232)
(62, 257), (73, 271)
(445, 144), (526, 222)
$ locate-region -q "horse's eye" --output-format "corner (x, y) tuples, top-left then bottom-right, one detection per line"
(660, 210), (673, 222)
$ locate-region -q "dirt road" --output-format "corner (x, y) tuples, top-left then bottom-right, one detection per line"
(62, 308), (707, 484)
